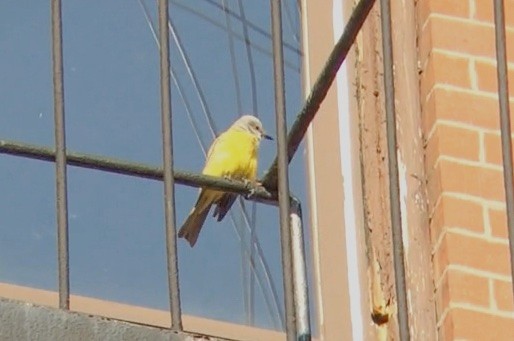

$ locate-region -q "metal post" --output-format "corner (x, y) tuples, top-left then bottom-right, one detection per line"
(51, 0), (70, 310)
(379, 0), (410, 339)
(290, 198), (311, 341)
(158, 0), (182, 330)
(270, 0), (296, 340)
(263, 0), (376, 188)
(493, 0), (514, 299)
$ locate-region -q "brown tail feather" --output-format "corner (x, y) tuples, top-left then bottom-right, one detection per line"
(178, 206), (211, 247)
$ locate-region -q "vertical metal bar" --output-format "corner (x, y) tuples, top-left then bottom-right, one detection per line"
(379, 0), (410, 339)
(290, 198), (311, 341)
(270, 0), (296, 340)
(158, 0), (182, 330)
(493, 0), (514, 298)
(51, 0), (70, 310)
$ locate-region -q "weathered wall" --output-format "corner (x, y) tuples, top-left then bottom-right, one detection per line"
(418, 0), (514, 339)
(0, 298), (218, 341)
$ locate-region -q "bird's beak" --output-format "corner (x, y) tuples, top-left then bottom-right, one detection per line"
(263, 133), (274, 140)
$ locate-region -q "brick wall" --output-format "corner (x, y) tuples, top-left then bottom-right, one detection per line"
(418, 0), (514, 339)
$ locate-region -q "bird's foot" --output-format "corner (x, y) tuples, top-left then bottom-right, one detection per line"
(244, 179), (263, 200)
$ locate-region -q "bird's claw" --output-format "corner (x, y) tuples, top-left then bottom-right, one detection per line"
(243, 180), (263, 200)
(244, 187), (256, 200)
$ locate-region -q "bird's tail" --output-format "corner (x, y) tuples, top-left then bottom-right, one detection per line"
(178, 207), (210, 247)
(178, 189), (214, 247)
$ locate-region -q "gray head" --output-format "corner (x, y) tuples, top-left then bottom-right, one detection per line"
(231, 115), (273, 141)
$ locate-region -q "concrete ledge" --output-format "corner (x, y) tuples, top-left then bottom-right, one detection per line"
(0, 298), (223, 341)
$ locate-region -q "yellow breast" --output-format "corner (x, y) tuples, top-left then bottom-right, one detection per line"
(202, 130), (259, 180)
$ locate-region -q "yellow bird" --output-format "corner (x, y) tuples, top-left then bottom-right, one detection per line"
(178, 115), (273, 247)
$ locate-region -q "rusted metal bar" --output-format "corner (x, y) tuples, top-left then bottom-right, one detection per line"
(270, 0), (296, 339)
(0, 139), (274, 202)
(50, 0), (70, 310)
(263, 0), (376, 189)
(158, 0), (182, 330)
(493, 0), (514, 299)
(379, 0), (410, 339)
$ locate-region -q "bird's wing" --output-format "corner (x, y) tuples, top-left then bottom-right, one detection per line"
(203, 132), (233, 177)
(212, 193), (237, 222)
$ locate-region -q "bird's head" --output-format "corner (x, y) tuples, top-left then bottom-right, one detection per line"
(233, 115), (274, 141)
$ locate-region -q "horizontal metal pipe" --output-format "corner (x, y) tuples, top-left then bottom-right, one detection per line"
(0, 139), (275, 203)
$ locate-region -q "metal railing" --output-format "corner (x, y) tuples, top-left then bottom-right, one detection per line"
(1, 0), (374, 340)
(4, 0), (513, 340)
(494, 0), (514, 310)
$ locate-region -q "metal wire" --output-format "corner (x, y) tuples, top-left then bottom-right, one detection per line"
(493, 0), (514, 299)
(201, 0), (302, 56)
(137, 2), (284, 326)
(18, 0), (379, 337)
(157, 0), (182, 330)
(379, 0), (410, 339)
(271, 0), (296, 339)
(262, 0), (376, 189)
(170, 0), (301, 72)
(221, 0), (251, 323)
(50, 0), (70, 310)
(236, 0), (261, 324)
(167, 18), (218, 138)
(237, 0), (259, 116)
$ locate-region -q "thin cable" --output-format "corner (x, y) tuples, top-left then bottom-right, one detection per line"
(222, 0), (243, 116)
(283, 0), (300, 44)
(201, 0), (302, 56)
(167, 17), (218, 138)
(221, 0), (249, 324)
(171, 0), (301, 72)
(139, 0), (284, 327)
(236, 0), (260, 324)
(237, 0), (259, 116)
(137, 0), (209, 150)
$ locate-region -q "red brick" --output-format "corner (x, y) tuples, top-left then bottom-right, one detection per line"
(436, 269), (490, 315)
(435, 231), (512, 277)
(474, 0), (514, 29)
(489, 208), (508, 239)
(420, 51), (471, 97)
(443, 196), (484, 232)
(483, 132), (514, 168)
(425, 16), (514, 59)
(422, 88), (507, 136)
(439, 159), (505, 201)
(418, 0), (470, 28)
(450, 308), (514, 339)
(425, 124), (480, 173)
(429, 195), (485, 245)
(494, 280), (514, 312)
(475, 61), (514, 94)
